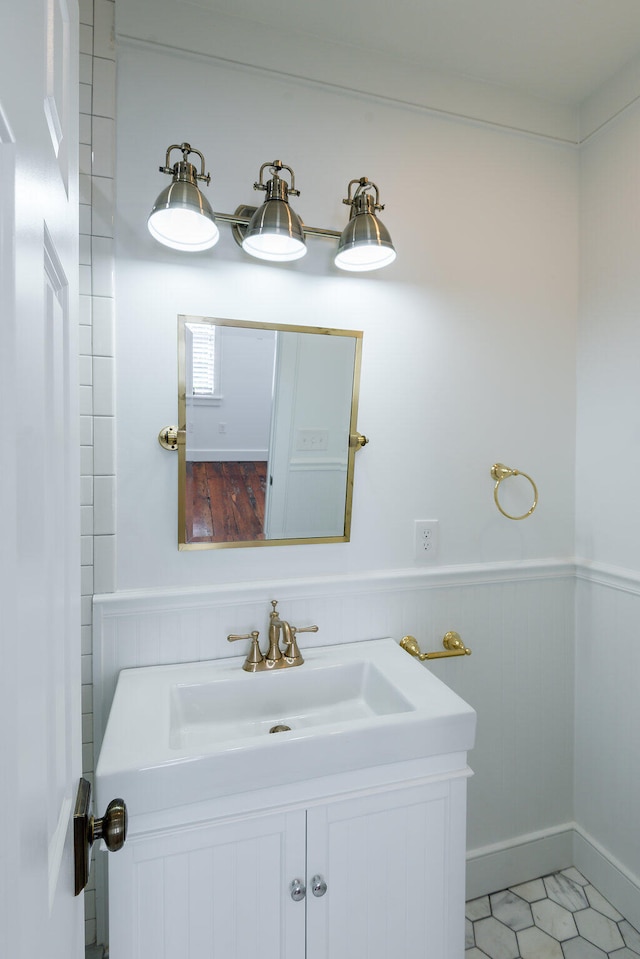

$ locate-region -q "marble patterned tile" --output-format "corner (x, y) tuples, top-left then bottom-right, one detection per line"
(509, 878), (546, 903)
(467, 896), (491, 921)
(562, 866), (589, 886)
(516, 925), (563, 959)
(466, 869), (640, 958)
(490, 890), (533, 931)
(474, 916), (519, 959)
(620, 920), (640, 953)
(543, 872), (589, 911)
(576, 908), (625, 953)
(562, 937), (608, 959)
(586, 885), (624, 921)
(531, 898), (578, 941)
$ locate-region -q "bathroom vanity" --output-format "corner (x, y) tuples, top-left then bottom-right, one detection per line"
(96, 638), (476, 959)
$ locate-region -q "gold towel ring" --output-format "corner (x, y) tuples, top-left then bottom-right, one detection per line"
(491, 463), (538, 520)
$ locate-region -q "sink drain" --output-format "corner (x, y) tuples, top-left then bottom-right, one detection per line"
(269, 724), (291, 734)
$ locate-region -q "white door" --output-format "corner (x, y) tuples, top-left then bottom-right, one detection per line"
(0, 1), (82, 957)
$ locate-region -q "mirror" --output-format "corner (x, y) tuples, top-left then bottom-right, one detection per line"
(177, 315), (364, 549)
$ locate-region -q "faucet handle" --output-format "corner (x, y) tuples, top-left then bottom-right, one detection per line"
(282, 624), (318, 667)
(227, 630), (264, 672)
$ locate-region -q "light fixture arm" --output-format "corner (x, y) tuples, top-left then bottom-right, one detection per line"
(159, 142), (211, 185)
(343, 176), (384, 213)
(253, 159), (300, 197)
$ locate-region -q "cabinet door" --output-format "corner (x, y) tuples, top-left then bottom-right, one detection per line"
(305, 779), (468, 959)
(108, 809), (306, 959)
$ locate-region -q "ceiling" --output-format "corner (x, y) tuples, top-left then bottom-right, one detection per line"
(184, 0), (640, 105)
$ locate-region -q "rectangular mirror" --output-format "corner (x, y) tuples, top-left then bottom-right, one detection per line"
(177, 316), (364, 549)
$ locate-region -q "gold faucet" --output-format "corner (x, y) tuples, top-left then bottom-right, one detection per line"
(227, 600), (319, 672)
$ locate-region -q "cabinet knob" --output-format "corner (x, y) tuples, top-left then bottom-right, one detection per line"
(290, 878), (306, 901)
(311, 874), (327, 897)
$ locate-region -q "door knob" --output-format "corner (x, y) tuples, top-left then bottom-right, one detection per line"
(73, 777), (128, 895)
(311, 874), (327, 897)
(290, 878), (306, 901)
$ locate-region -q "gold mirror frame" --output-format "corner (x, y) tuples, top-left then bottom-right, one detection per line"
(177, 315), (364, 550)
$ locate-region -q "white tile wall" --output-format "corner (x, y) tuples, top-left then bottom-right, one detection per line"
(79, 0), (116, 946)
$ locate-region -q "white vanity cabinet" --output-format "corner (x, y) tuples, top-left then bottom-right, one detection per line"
(96, 640), (476, 959)
(106, 772), (469, 959)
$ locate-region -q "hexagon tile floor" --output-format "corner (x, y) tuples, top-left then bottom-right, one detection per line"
(466, 868), (640, 958)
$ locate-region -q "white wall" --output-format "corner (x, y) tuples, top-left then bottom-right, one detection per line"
(115, 42), (578, 590)
(573, 101), (640, 924)
(186, 324), (275, 460)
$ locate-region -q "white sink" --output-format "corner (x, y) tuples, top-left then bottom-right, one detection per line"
(97, 638), (476, 815)
(170, 658), (413, 748)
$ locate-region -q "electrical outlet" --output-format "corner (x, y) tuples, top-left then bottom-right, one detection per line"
(414, 520), (439, 562)
(295, 429), (329, 451)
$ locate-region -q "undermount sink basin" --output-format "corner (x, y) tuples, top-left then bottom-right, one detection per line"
(96, 638), (476, 816)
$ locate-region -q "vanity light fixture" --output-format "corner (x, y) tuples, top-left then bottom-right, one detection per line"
(241, 160), (306, 262)
(147, 143), (219, 252)
(334, 177), (396, 272)
(148, 143), (397, 271)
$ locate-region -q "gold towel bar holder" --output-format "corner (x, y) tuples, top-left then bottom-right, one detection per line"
(491, 462), (538, 521)
(400, 632), (471, 661)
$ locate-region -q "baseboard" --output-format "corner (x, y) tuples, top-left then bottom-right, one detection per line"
(466, 824), (575, 900)
(573, 827), (640, 931)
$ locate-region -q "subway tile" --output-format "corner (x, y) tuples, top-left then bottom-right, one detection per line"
(79, 233), (92, 265)
(81, 534), (94, 567)
(82, 713), (93, 744)
(92, 58), (116, 118)
(93, 355), (115, 415)
(91, 176), (114, 237)
(79, 263), (92, 296)
(84, 888), (96, 921)
(79, 0), (93, 27)
(81, 504), (94, 537)
(94, 535), (116, 593)
(81, 681), (93, 712)
(81, 653), (92, 686)
(79, 384), (93, 415)
(94, 475), (115, 535)
(91, 236), (114, 297)
(81, 563), (94, 598)
(80, 22), (93, 52)
(80, 413), (94, 446)
(79, 52), (93, 85)
(79, 174), (92, 205)
(80, 443), (93, 475)
(93, 0), (115, 60)
(79, 323), (92, 357)
(92, 296), (114, 356)
(79, 112), (92, 146)
(93, 416), (115, 475)
(80, 475), (93, 506)
(79, 82), (92, 115)
(82, 741), (94, 774)
(81, 595), (92, 627)
(79, 142), (92, 177)
(79, 202), (92, 236)
(84, 920), (97, 947)
(91, 116), (115, 178)
(81, 625), (93, 657)
(79, 294), (92, 326)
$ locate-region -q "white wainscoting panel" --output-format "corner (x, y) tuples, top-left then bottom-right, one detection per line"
(94, 559), (575, 888)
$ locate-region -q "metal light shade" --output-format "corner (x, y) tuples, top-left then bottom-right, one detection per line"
(148, 176), (219, 252)
(334, 180), (396, 272)
(241, 164), (306, 262)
